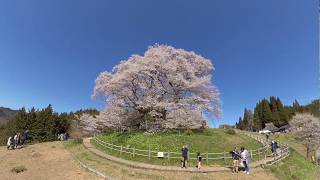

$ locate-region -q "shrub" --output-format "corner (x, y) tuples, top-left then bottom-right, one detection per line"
(225, 129), (236, 135)
(74, 138), (83, 144)
(203, 129), (214, 136)
(11, 166), (27, 173)
(102, 127), (114, 135)
(184, 129), (194, 136)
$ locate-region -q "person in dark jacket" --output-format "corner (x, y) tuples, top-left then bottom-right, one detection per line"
(20, 130), (29, 146)
(230, 147), (241, 173)
(271, 141), (278, 156)
(181, 145), (189, 168)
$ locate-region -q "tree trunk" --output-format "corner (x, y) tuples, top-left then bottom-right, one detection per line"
(306, 143), (310, 159)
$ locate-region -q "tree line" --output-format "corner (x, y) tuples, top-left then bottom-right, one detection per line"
(235, 97), (320, 131)
(0, 105), (99, 145)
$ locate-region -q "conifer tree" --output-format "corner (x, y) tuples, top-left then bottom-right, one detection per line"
(261, 99), (273, 126)
(253, 102), (263, 130)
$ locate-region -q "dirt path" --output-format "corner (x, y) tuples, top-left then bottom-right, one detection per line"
(0, 141), (278, 180)
(0, 141), (103, 180)
(67, 140), (278, 180)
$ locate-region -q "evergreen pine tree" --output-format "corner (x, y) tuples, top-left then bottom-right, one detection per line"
(261, 99), (273, 126)
(253, 102), (263, 130)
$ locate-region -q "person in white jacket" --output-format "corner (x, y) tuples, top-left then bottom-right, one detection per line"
(7, 136), (12, 150)
(240, 147), (250, 175)
(14, 133), (19, 149)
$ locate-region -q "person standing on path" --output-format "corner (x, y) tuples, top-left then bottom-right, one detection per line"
(271, 140), (278, 157)
(181, 145), (189, 168)
(14, 133), (19, 149)
(7, 136), (12, 150)
(20, 130), (29, 147)
(196, 152), (202, 170)
(231, 147), (240, 173)
(241, 147), (250, 175)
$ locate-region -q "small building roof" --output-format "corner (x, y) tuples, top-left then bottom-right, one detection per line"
(278, 124), (290, 131)
(263, 123), (279, 132)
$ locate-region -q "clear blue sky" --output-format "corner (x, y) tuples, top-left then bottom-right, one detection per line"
(0, 0), (318, 127)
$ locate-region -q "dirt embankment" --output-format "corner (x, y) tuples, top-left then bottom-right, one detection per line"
(0, 141), (102, 180)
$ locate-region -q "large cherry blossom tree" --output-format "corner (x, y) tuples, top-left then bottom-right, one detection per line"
(91, 45), (221, 131)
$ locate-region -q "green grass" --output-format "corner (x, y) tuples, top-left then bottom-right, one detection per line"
(262, 133), (320, 180)
(93, 128), (263, 167)
(269, 149), (320, 180)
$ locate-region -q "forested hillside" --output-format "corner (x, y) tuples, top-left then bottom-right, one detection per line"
(236, 97), (319, 131)
(0, 107), (18, 125)
(0, 105), (99, 145)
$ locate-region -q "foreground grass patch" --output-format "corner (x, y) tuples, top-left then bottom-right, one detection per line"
(269, 149), (320, 180)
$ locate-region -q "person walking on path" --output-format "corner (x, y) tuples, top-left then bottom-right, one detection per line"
(181, 145), (189, 168)
(196, 152), (202, 170)
(241, 147), (250, 175)
(230, 147), (240, 173)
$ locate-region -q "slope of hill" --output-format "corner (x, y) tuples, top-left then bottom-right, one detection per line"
(0, 107), (18, 125)
(94, 129), (263, 167)
(270, 133), (320, 180)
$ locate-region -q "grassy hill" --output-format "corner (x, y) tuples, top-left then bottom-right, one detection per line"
(93, 129), (263, 167)
(265, 133), (320, 180)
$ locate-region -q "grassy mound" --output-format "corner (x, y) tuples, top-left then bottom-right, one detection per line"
(93, 128), (263, 167)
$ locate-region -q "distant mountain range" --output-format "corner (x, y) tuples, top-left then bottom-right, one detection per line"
(0, 107), (18, 125)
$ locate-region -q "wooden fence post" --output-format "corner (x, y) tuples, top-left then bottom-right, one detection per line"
(223, 151), (226, 165)
(133, 148), (135, 157)
(148, 146), (151, 160)
(168, 152), (170, 160)
(120, 145), (123, 155)
(250, 150), (253, 159)
(206, 153), (209, 165)
(264, 149), (267, 165)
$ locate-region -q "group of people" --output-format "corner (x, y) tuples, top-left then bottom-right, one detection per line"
(230, 147), (250, 175)
(181, 146), (203, 170)
(57, 132), (69, 141)
(181, 145), (250, 174)
(6, 130), (29, 150)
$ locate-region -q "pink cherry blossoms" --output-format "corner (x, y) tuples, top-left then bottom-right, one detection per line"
(84, 45), (221, 132)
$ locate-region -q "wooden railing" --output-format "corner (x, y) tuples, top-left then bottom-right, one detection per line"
(93, 130), (289, 167)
